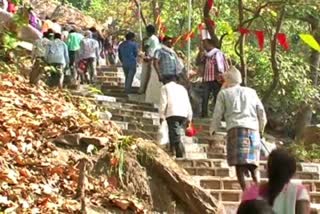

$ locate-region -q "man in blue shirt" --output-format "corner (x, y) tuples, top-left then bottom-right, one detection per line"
(118, 32), (138, 94)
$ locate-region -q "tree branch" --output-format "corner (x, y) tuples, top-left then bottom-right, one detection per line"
(262, 5), (286, 103)
(203, 1), (220, 48)
(132, 0), (147, 27)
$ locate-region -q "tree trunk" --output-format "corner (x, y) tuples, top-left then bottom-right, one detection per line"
(262, 6), (286, 103)
(152, 0), (159, 25)
(203, 1), (220, 48)
(238, 0), (247, 85)
(132, 0), (147, 27)
(295, 15), (320, 138)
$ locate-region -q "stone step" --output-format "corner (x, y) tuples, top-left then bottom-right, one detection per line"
(108, 108), (159, 119)
(178, 159), (320, 176)
(196, 134), (227, 145)
(100, 81), (125, 87)
(198, 177), (320, 193)
(113, 116), (159, 128)
(102, 72), (125, 78)
(97, 76), (125, 83)
(101, 85), (139, 94)
(97, 65), (120, 72)
(104, 92), (129, 99)
(95, 95), (157, 108)
(184, 166), (320, 180)
(100, 101), (158, 112)
(123, 129), (157, 140)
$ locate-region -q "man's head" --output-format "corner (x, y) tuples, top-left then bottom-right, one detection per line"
(43, 32), (49, 39)
(45, 16), (50, 20)
(125, 32), (135, 41)
(162, 75), (177, 84)
(202, 39), (216, 51)
(146, 25), (156, 37)
(89, 27), (97, 32)
(54, 33), (62, 40)
(223, 66), (242, 86)
(162, 36), (173, 48)
(52, 19), (57, 23)
(84, 30), (92, 38)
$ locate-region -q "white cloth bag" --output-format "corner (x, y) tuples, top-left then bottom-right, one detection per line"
(158, 121), (169, 145)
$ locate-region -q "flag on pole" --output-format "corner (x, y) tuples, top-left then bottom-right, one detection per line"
(277, 33), (290, 51)
(299, 34), (320, 52)
(255, 31), (265, 51)
(239, 28), (250, 35)
(207, 0), (214, 11)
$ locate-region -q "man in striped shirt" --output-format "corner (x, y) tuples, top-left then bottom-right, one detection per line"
(200, 39), (229, 118)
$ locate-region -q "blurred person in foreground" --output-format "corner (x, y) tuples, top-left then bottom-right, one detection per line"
(242, 149), (310, 214)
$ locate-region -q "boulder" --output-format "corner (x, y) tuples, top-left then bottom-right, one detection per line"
(136, 140), (225, 214)
(29, 0), (99, 29)
(0, 9), (41, 43)
(298, 124), (320, 146)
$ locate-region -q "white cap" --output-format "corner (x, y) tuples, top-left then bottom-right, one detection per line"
(201, 29), (211, 40)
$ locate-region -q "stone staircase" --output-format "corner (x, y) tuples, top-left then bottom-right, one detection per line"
(91, 65), (320, 213)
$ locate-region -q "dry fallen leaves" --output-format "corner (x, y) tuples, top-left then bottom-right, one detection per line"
(0, 73), (146, 213)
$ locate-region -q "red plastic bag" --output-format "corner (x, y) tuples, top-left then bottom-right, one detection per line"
(185, 123), (202, 137)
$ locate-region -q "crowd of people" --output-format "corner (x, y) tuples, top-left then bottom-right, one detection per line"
(116, 25), (311, 213)
(28, 16), (121, 88)
(1, 4), (311, 211)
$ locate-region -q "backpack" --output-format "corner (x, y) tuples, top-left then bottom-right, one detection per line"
(46, 41), (64, 64)
(156, 48), (180, 75)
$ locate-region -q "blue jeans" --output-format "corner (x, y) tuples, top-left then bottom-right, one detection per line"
(123, 65), (137, 94)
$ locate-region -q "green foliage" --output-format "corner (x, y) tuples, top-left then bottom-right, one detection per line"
(88, 85), (103, 95)
(1, 32), (18, 52)
(287, 143), (320, 162)
(112, 136), (135, 184)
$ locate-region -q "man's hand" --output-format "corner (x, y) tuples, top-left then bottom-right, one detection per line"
(209, 127), (215, 136)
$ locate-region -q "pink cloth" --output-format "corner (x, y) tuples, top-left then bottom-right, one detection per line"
(242, 183), (309, 202)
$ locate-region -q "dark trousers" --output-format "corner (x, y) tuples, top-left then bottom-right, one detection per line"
(48, 63), (64, 88)
(123, 65), (137, 94)
(85, 57), (97, 84)
(202, 80), (222, 117)
(166, 116), (187, 158)
(69, 50), (77, 79)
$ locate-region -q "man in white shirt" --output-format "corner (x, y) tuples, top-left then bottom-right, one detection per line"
(159, 75), (193, 158)
(138, 25), (161, 94)
(79, 30), (99, 83)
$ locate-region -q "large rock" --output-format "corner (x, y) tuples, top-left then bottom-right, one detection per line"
(136, 140), (225, 214)
(29, 0), (99, 29)
(299, 125), (320, 146)
(0, 9), (41, 43)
